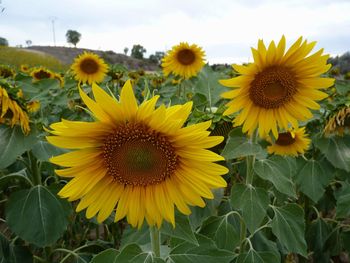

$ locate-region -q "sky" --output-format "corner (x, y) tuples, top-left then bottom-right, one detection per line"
(0, 0), (349, 64)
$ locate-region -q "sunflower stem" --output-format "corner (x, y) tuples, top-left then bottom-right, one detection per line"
(245, 130), (258, 185)
(150, 226), (161, 257)
(28, 151), (41, 185)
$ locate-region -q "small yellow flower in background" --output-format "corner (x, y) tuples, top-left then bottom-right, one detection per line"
(47, 80), (227, 228)
(0, 87), (30, 134)
(17, 89), (24, 99)
(71, 52), (109, 85)
(0, 65), (16, 78)
(31, 67), (54, 81)
(267, 127), (310, 156)
(324, 106), (350, 136)
(27, 100), (41, 113)
(53, 73), (65, 88)
(20, 64), (30, 73)
(220, 36), (334, 138)
(162, 42), (205, 79)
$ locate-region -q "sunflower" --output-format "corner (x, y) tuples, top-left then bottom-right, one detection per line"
(47, 80), (227, 228)
(0, 65), (16, 78)
(20, 64), (30, 73)
(27, 100), (41, 113)
(267, 127), (310, 156)
(324, 106), (350, 136)
(220, 36), (334, 138)
(71, 52), (108, 84)
(31, 67), (54, 81)
(162, 42), (205, 79)
(0, 87), (30, 134)
(53, 73), (65, 88)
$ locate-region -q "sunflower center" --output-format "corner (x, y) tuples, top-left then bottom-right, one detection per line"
(80, 58), (99, 74)
(249, 67), (297, 109)
(103, 123), (178, 186)
(34, 70), (51, 79)
(275, 132), (295, 146)
(177, 49), (196, 65)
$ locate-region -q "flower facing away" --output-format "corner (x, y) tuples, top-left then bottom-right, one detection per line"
(71, 52), (109, 85)
(324, 106), (350, 136)
(47, 80), (227, 228)
(27, 100), (41, 113)
(31, 67), (54, 81)
(162, 42), (205, 79)
(267, 127), (310, 156)
(219, 36), (334, 138)
(0, 87), (30, 134)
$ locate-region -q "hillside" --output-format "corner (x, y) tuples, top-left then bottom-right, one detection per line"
(26, 46), (160, 71)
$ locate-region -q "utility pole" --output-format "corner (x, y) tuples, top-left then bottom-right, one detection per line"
(50, 17), (57, 46)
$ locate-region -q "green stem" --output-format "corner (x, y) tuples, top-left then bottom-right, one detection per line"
(28, 151), (41, 185)
(150, 226), (161, 257)
(245, 130), (258, 185)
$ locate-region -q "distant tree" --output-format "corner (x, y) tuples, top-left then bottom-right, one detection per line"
(25, 40), (32, 47)
(0, 37), (8, 46)
(131, 44), (146, 59)
(65, 30), (81, 47)
(123, 47), (129, 56)
(149, 51), (165, 65)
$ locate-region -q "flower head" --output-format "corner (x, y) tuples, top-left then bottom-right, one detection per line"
(71, 52), (108, 84)
(47, 80), (227, 228)
(220, 36), (334, 138)
(162, 42), (205, 79)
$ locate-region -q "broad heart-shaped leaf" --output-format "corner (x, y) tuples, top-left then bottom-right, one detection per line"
(271, 204), (307, 257)
(194, 65), (229, 107)
(169, 234), (235, 263)
(221, 128), (266, 160)
(121, 224), (150, 248)
(5, 185), (70, 247)
(254, 158), (297, 198)
(0, 124), (37, 169)
(230, 184), (269, 233)
(236, 249), (279, 263)
(31, 140), (66, 162)
(162, 213), (198, 245)
(335, 182), (350, 218)
(314, 134), (350, 172)
(0, 233), (33, 263)
(296, 159), (333, 203)
(199, 215), (240, 251)
(306, 218), (332, 253)
(91, 244), (160, 263)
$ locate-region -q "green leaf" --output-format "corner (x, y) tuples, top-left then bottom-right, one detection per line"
(221, 128), (266, 160)
(31, 140), (66, 162)
(271, 204), (307, 256)
(169, 234), (235, 263)
(230, 184), (269, 232)
(194, 65), (229, 106)
(0, 124), (37, 169)
(0, 233), (33, 263)
(335, 182), (350, 218)
(335, 80), (350, 95)
(314, 135), (350, 172)
(199, 215), (240, 251)
(236, 249), (279, 263)
(91, 248), (120, 263)
(254, 159), (297, 198)
(307, 218), (332, 253)
(296, 159), (333, 203)
(91, 244), (144, 263)
(121, 224), (150, 248)
(0, 169), (33, 189)
(131, 253), (166, 263)
(5, 185), (70, 247)
(162, 213), (198, 245)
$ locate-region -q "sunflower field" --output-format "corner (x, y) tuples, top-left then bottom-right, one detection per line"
(1, 37), (350, 263)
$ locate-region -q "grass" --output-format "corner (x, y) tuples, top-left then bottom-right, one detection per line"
(0, 46), (68, 72)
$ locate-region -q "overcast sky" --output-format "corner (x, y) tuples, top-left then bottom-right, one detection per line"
(0, 0), (349, 64)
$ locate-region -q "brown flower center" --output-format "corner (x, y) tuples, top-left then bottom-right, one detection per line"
(249, 67), (297, 109)
(103, 123), (178, 186)
(34, 70), (51, 79)
(177, 49), (196, 65)
(80, 58), (99, 74)
(275, 132), (295, 146)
